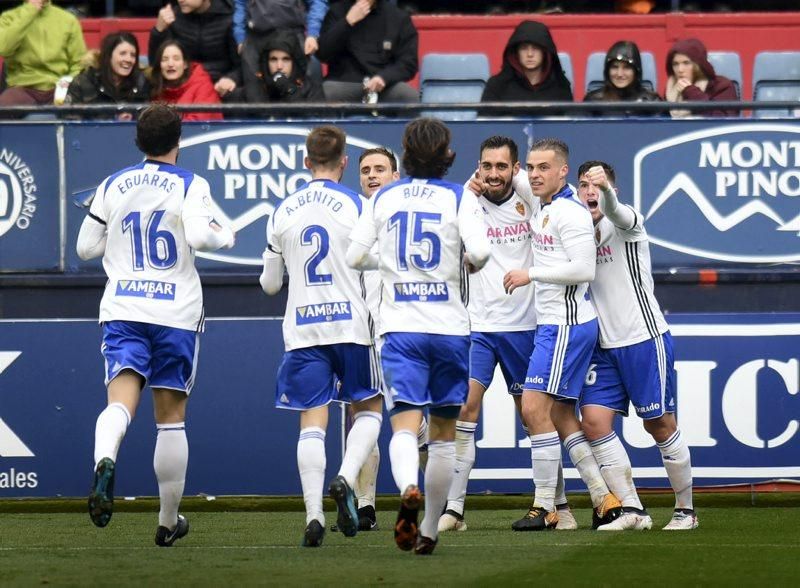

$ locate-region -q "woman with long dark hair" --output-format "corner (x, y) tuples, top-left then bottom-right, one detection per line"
(66, 31), (149, 120)
(150, 40), (223, 121)
(584, 41), (662, 117)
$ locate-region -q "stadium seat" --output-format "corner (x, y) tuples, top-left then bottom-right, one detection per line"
(419, 52), (490, 121)
(585, 51), (657, 93)
(558, 52), (574, 91)
(753, 51), (800, 118)
(708, 51), (742, 99)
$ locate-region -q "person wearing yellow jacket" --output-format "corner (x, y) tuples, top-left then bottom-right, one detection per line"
(0, 0), (86, 112)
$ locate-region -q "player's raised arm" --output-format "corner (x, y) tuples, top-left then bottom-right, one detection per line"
(588, 165), (637, 230)
(76, 182), (109, 260)
(182, 178), (235, 252)
(347, 198), (379, 270)
(458, 190), (490, 272)
(511, 167), (534, 207)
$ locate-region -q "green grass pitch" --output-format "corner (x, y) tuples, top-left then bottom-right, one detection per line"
(1, 494), (798, 586)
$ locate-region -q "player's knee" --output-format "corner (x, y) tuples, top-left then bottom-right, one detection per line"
(643, 414), (676, 442)
(580, 416), (610, 441)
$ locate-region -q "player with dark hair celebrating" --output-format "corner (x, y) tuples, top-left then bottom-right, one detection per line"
(77, 104), (235, 546)
(577, 160), (696, 531)
(348, 118), (490, 554)
(439, 136), (577, 533)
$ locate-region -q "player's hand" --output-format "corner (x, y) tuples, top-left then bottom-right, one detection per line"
(468, 170), (486, 196)
(214, 77), (237, 98)
(156, 4), (176, 32)
(586, 165), (611, 192)
(304, 36), (319, 55)
(116, 112), (134, 122)
(464, 257), (480, 274)
(364, 75), (386, 93)
(503, 269), (531, 295)
(346, 0), (372, 26)
(27, 0), (45, 11)
(675, 78), (692, 93)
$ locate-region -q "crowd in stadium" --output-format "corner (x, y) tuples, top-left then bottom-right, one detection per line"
(0, 0), (764, 119)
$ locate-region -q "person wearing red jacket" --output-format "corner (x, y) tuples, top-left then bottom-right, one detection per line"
(665, 37), (738, 118)
(150, 40), (223, 121)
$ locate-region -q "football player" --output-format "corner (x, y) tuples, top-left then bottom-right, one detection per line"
(577, 161), (696, 531)
(503, 139), (622, 531)
(260, 126), (383, 547)
(78, 104), (235, 546)
(348, 118), (490, 554)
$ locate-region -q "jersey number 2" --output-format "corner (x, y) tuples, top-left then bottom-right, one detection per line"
(121, 210), (178, 271)
(301, 225), (333, 286)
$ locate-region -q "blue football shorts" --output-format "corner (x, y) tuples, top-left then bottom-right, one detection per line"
(523, 319), (598, 401)
(101, 320), (199, 393)
(470, 330), (536, 394)
(275, 343), (381, 410)
(580, 331), (676, 420)
(381, 332), (470, 411)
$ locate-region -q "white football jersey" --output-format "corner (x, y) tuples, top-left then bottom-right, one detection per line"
(90, 161), (217, 331)
(350, 177), (487, 337)
(531, 187), (597, 326)
(591, 210), (669, 348)
(468, 189), (536, 332)
(268, 179), (373, 351)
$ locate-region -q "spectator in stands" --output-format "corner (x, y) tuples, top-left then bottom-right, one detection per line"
(252, 30), (323, 106)
(150, 40), (224, 121)
(317, 0), (419, 103)
(65, 32), (150, 120)
(236, 0), (328, 103)
(583, 40), (662, 116)
(665, 37), (738, 118)
(480, 20), (572, 112)
(149, 0), (243, 102)
(0, 0), (86, 114)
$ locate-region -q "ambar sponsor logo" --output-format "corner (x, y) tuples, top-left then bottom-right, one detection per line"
(116, 280), (176, 300)
(295, 301), (352, 325)
(394, 281), (449, 302)
(634, 124), (800, 263)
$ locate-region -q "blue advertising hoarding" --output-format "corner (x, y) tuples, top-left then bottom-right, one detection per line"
(48, 119), (800, 273)
(1, 314), (797, 497)
(0, 124), (61, 272)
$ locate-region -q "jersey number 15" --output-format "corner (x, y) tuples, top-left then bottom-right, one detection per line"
(387, 211), (441, 272)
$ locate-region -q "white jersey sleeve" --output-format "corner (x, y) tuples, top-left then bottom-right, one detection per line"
(458, 191), (490, 270)
(271, 179), (373, 351)
(530, 187), (597, 326)
(591, 210), (668, 348)
(93, 161), (220, 331)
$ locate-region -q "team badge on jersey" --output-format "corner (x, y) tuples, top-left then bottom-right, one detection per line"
(542, 215), (549, 229)
(515, 202), (526, 216)
(595, 226), (602, 244)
